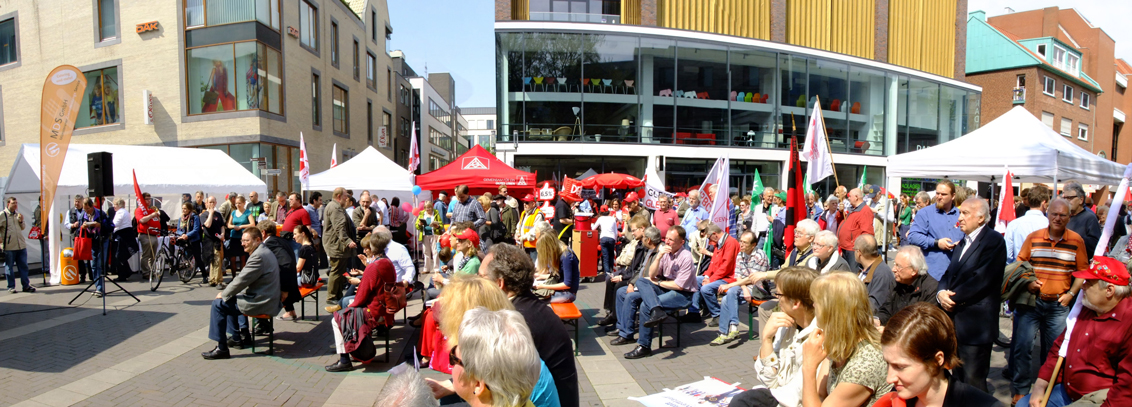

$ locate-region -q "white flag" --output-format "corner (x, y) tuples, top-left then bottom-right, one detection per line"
(801, 99), (833, 184)
(642, 175), (674, 211)
(408, 122), (420, 173)
(330, 143), (338, 168)
(699, 156), (731, 232)
(298, 132), (310, 190)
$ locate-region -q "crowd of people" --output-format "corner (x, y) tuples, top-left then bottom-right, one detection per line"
(9, 174), (1132, 407)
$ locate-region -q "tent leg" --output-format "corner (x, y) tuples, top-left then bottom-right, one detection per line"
(1053, 151), (1060, 198)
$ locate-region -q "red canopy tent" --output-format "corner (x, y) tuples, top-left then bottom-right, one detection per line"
(415, 145), (537, 195)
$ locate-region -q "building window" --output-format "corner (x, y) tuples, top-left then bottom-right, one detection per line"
(401, 117), (410, 138)
(312, 73), (321, 127)
(382, 111), (391, 148)
(299, 0), (317, 51)
(371, 10), (377, 41)
(387, 68), (392, 101)
(1081, 93), (1090, 109)
(430, 127), (452, 150)
(352, 40), (359, 80)
(97, 0), (117, 41)
(400, 84), (409, 106)
(1036, 43), (1047, 57)
(1067, 54), (1080, 76)
(332, 85), (348, 135)
(366, 53), (376, 90)
(367, 101), (373, 144)
(185, 0), (280, 30)
(187, 41), (283, 115)
(0, 17), (16, 66)
(429, 98), (451, 127)
(76, 67), (120, 128)
(1042, 111), (1055, 129)
(1063, 84), (1073, 103)
(330, 21), (339, 67)
(1078, 123), (1089, 141)
(486, 119), (495, 129)
(1060, 118), (1072, 137)
(1043, 76), (1055, 96)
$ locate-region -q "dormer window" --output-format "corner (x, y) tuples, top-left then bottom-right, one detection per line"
(1037, 44), (1046, 57)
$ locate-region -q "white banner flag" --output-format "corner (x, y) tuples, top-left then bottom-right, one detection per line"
(642, 177), (674, 211)
(700, 156), (731, 232)
(298, 132), (310, 190)
(801, 99), (833, 184)
(330, 143), (338, 168)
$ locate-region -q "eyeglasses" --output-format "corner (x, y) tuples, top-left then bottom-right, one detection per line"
(449, 345), (463, 367)
(1062, 195), (1080, 201)
(771, 291), (782, 299)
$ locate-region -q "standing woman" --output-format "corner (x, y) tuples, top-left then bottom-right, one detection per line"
(110, 198), (138, 281)
(415, 200), (442, 274)
(226, 196), (256, 274)
(898, 195), (914, 245)
(593, 205), (618, 277)
(873, 302), (1004, 407)
(738, 197), (754, 237)
(202, 196), (227, 287)
(801, 272), (893, 407)
(534, 233), (580, 303)
(478, 194), (500, 251)
(175, 202), (204, 283)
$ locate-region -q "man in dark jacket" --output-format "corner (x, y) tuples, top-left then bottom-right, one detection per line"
(258, 221), (298, 326)
(479, 243), (580, 407)
(1062, 182), (1101, 261)
(598, 216), (650, 326)
(876, 245), (938, 325)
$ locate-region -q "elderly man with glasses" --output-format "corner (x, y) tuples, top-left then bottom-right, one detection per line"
(807, 230), (851, 274)
(874, 245), (938, 325)
(710, 230), (769, 346)
(1061, 182), (1101, 261)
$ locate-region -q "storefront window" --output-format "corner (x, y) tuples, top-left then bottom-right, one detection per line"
(76, 67), (120, 128)
(730, 48), (777, 148)
(906, 78), (940, 150)
(939, 85), (967, 142)
(583, 34), (637, 95)
(188, 41), (282, 115)
(808, 59), (848, 151)
(642, 37), (676, 144)
(674, 41), (728, 146)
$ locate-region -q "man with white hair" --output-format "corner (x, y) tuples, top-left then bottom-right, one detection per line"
(836, 188), (873, 272)
(429, 307), (542, 407)
(373, 226), (416, 286)
(374, 368), (439, 407)
(807, 230), (850, 274)
(937, 197), (1006, 392)
(679, 190), (708, 234)
(875, 245), (938, 325)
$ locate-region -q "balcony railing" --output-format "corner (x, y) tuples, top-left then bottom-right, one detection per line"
(528, 12), (621, 24)
(1013, 87), (1026, 104)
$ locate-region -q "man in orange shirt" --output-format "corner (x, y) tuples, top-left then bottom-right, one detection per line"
(837, 188), (873, 272)
(1011, 198), (1089, 403)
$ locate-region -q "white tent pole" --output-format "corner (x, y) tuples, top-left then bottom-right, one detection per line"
(1053, 151), (1060, 198)
(882, 176), (890, 262)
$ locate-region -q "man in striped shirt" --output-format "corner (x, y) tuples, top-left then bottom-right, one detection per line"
(1011, 198), (1089, 402)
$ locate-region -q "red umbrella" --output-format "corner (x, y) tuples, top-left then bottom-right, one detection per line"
(580, 173), (645, 189)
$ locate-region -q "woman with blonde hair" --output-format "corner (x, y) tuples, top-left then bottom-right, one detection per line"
(801, 272), (893, 407)
(533, 233), (579, 303)
(423, 275), (561, 407)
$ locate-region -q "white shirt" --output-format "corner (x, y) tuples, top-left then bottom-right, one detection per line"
(594, 215), (618, 240)
(376, 201), (390, 226)
(385, 240), (416, 283)
(754, 322), (819, 407)
(958, 223), (986, 262)
(112, 208), (132, 231)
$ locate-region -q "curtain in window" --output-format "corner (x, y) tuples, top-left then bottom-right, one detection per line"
(206, 0), (255, 26)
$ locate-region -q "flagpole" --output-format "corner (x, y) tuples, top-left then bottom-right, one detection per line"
(813, 96), (840, 187)
(1039, 359), (1062, 407)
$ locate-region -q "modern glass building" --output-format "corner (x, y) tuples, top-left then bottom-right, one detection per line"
(495, 21), (982, 194)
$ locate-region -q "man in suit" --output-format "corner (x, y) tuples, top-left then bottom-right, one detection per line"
(323, 187), (356, 313)
(202, 226), (281, 360)
(937, 197), (1006, 392)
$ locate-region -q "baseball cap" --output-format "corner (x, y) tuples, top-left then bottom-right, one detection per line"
(520, 194), (537, 202)
(675, 192), (688, 198)
(455, 228), (481, 249)
(1072, 256), (1130, 286)
(624, 192), (639, 203)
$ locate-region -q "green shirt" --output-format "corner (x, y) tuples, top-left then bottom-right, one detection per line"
(899, 206), (913, 225)
(458, 256), (481, 275)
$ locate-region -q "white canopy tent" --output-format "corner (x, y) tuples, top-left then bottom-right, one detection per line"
(1, 143), (267, 283)
(887, 106), (1125, 186)
(307, 146), (416, 204)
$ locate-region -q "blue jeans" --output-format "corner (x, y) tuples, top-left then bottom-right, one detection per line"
(719, 285), (749, 334)
(5, 248), (30, 290)
(1011, 298), (1070, 394)
(550, 291), (576, 303)
(1017, 384), (1072, 407)
(599, 237), (616, 275)
(635, 277), (693, 347)
(84, 239), (108, 292)
(690, 277), (726, 317)
(209, 297), (248, 347)
(615, 285), (643, 338)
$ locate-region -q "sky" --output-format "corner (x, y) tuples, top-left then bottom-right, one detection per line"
(384, 1), (1132, 109)
(968, 0), (1132, 60)
(386, 1), (496, 108)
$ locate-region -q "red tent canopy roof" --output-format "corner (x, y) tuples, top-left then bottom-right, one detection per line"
(414, 145), (537, 192)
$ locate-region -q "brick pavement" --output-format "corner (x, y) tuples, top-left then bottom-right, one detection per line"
(1, 262), (1020, 406)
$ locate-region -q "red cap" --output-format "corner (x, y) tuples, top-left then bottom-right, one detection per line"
(439, 232), (452, 248)
(455, 228), (481, 249)
(1073, 256), (1130, 286)
(520, 194), (537, 202)
(624, 192), (639, 203)
(600, 204), (609, 213)
(675, 192), (688, 198)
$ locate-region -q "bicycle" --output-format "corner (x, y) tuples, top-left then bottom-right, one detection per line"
(148, 231), (198, 291)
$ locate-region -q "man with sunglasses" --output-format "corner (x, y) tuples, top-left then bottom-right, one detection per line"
(1062, 182), (1101, 261)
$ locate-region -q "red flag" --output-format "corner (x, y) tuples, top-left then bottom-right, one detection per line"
(784, 137), (808, 252)
(995, 167), (1016, 233)
(133, 169), (149, 217)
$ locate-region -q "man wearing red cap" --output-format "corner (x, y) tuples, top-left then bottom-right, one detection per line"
(1020, 256), (1132, 407)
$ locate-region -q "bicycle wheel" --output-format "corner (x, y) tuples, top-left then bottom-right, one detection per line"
(176, 250), (197, 283)
(150, 250), (167, 291)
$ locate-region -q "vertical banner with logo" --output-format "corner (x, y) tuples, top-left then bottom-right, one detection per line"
(40, 65), (88, 239)
(298, 132), (310, 190)
(700, 156), (731, 232)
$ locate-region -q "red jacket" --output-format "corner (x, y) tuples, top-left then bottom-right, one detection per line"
(837, 203), (874, 251)
(703, 235), (739, 283)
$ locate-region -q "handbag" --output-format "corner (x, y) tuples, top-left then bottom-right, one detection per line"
(74, 228), (93, 261)
(534, 274), (561, 299)
(28, 226), (41, 240)
(383, 282), (407, 314)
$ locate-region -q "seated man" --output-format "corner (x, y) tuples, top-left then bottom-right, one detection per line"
(853, 234), (895, 314)
(612, 227), (663, 341)
(875, 245), (938, 325)
(621, 226), (697, 360)
(690, 223), (739, 327)
(806, 230), (851, 273)
(711, 231), (769, 346)
(598, 216), (650, 326)
(202, 227), (281, 359)
(1019, 256), (1132, 407)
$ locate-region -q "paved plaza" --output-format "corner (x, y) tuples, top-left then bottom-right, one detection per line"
(0, 267), (1019, 407)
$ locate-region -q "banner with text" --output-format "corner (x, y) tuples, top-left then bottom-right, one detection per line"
(39, 65), (88, 231)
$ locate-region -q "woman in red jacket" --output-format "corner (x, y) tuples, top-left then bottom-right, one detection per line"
(325, 233), (396, 372)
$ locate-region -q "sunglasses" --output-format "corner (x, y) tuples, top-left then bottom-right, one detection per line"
(449, 345), (463, 367)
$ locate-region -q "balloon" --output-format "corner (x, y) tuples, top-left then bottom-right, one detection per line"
(412, 208), (421, 216)
(412, 185), (422, 195)
(401, 202), (412, 212)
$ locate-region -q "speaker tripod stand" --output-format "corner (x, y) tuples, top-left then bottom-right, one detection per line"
(68, 260), (140, 316)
